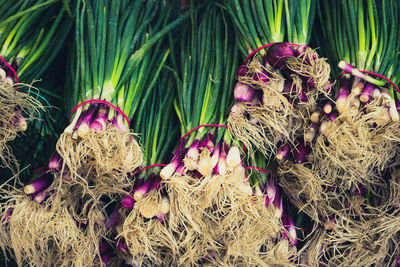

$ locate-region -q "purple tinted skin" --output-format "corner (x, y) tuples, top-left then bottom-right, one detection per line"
(80, 104), (98, 126)
(265, 196), (270, 207)
(134, 175), (154, 201)
(234, 82), (255, 102)
(305, 77), (315, 89)
(176, 163), (185, 176)
(276, 143), (290, 160)
(121, 194), (135, 210)
(252, 70), (270, 83)
(325, 81), (333, 92)
(199, 133), (215, 153)
(117, 238), (129, 252)
(90, 104), (109, 131)
(49, 152), (62, 170)
(1, 208), (13, 223)
(149, 175), (162, 191)
(350, 184), (366, 196)
(299, 87), (308, 102)
(264, 42), (294, 70)
(283, 80), (295, 98)
(74, 109), (89, 130)
(99, 242), (112, 254)
(188, 139), (200, 152)
(236, 65), (248, 78)
(287, 214), (297, 246)
(101, 253), (113, 266)
(24, 172), (53, 195)
(292, 141), (308, 163)
(272, 188), (283, 217)
(326, 111), (338, 121)
(336, 78), (351, 113)
(359, 83), (374, 103)
(105, 204), (122, 228)
(156, 213), (168, 223)
(213, 162), (220, 175)
(293, 45), (307, 57)
(33, 189), (50, 204)
(161, 143), (189, 179)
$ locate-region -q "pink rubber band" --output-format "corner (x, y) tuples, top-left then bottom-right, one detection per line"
(335, 71), (400, 95)
(131, 163), (167, 176)
(179, 124), (228, 142)
(245, 42), (303, 64)
(69, 99), (130, 128)
(0, 56), (18, 90)
(169, 124), (228, 161)
(244, 166), (269, 173)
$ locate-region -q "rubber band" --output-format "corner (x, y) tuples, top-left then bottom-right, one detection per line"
(244, 166), (269, 173)
(170, 124), (228, 160)
(179, 124), (228, 142)
(335, 71), (400, 95)
(245, 42), (303, 64)
(0, 56), (19, 90)
(23, 89), (52, 111)
(69, 99), (130, 128)
(131, 163), (167, 176)
(32, 166), (48, 174)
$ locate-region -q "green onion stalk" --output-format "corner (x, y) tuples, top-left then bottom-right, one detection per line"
(316, 0), (400, 83)
(46, 0), (189, 197)
(224, 0), (316, 57)
(100, 75), (180, 266)
(0, 0), (72, 172)
(160, 3), (241, 183)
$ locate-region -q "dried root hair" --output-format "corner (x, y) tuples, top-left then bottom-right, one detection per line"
(229, 60), (297, 156)
(0, 82), (44, 171)
(55, 124), (143, 196)
(286, 47), (331, 93)
(302, 213), (400, 267)
(278, 162), (338, 223)
(161, 172), (296, 266)
(313, 98), (400, 190)
(0, 188), (107, 267)
(121, 190), (177, 266)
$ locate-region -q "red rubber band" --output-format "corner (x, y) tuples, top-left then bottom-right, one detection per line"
(244, 166), (269, 173)
(69, 99), (130, 128)
(179, 124), (228, 142)
(0, 56), (18, 90)
(131, 163), (167, 176)
(335, 71), (400, 95)
(32, 166), (48, 174)
(245, 42), (303, 64)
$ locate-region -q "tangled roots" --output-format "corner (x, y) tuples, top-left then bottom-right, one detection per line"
(55, 125), (143, 196)
(313, 105), (400, 189)
(0, 189), (107, 267)
(0, 83), (44, 171)
(140, 173), (298, 266)
(121, 190), (177, 266)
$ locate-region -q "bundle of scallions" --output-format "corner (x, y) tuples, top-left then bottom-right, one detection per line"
(0, 1), (189, 266)
(0, 0), (72, 172)
(100, 73), (179, 266)
(225, 0), (331, 160)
